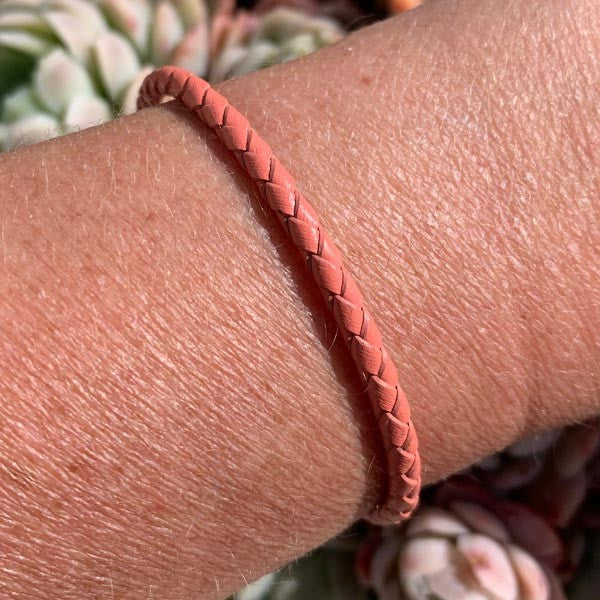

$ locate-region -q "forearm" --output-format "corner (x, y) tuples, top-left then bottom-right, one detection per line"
(0, 0), (599, 597)
(215, 0), (600, 474)
(0, 90), (383, 599)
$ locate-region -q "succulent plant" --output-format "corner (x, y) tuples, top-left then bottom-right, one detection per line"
(208, 5), (344, 83)
(567, 533), (600, 600)
(0, 0), (217, 148)
(251, 0), (366, 31)
(469, 422), (600, 532)
(357, 500), (559, 600)
(0, 0), (346, 151)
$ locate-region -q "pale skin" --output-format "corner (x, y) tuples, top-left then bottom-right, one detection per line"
(0, 0), (599, 597)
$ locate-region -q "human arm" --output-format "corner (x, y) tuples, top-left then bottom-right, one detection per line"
(0, 0), (599, 597)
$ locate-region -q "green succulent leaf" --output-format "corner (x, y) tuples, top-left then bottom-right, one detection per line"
(0, 45), (36, 95)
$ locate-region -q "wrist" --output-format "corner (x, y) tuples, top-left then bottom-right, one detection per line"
(216, 0), (600, 467)
(0, 99), (383, 598)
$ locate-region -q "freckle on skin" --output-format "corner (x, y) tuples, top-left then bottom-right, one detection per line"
(360, 76), (372, 86)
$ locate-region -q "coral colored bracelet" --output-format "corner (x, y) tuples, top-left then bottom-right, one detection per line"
(137, 66), (421, 524)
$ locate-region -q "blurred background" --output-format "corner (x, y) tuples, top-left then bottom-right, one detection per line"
(0, 0), (419, 150)
(0, 1), (598, 599)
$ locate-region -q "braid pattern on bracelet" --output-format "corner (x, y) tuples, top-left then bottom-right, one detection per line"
(138, 66), (421, 524)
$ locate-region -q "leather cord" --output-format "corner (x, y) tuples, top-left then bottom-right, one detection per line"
(137, 66), (421, 524)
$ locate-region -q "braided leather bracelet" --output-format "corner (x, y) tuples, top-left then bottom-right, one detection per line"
(137, 66), (421, 525)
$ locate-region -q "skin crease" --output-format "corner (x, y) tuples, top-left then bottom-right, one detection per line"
(0, 0), (599, 597)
